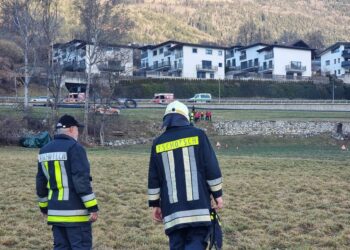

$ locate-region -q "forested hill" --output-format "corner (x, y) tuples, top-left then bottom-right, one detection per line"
(57, 0), (350, 47)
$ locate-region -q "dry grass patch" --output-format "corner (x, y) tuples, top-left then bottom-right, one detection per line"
(0, 142), (349, 249)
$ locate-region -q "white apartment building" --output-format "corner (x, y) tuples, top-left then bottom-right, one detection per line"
(319, 42), (350, 77)
(140, 40), (226, 79)
(53, 39), (135, 77)
(225, 43), (268, 78)
(257, 43), (312, 79)
(226, 41), (312, 79)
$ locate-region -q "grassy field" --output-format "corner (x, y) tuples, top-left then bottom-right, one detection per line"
(0, 136), (350, 249)
(1, 106), (350, 122)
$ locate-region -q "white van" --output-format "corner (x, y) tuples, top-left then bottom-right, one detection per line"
(188, 93), (212, 103)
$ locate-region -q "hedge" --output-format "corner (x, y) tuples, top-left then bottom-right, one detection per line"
(115, 78), (349, 100)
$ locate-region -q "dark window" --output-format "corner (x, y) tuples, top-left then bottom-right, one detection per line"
(219, 63), (222, 67)
(193, 48), (197, 53)
(326, 60), (330, 65)
(232, 59), (236, 66)
(197, 72), (206, 78)
(227, 60), (231, 67)
(254, 58), (259, 66)
(334, 59), (336, 64)
(202, 60), (212, 69)
(210, 73), (214, 79)
(218, 50), (222, 56)
(241, 61), (247, 69)
(153, 50), (157, 56)
(160, 48), (163, 54)
(338, 69), (341, 74)
(206, 49), (212, 55)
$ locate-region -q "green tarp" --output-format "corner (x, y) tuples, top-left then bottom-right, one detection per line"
(20, 131), (51, 148)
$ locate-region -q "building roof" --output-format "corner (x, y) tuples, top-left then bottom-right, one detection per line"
(257, 44), (313, 52)
(138, 40), (180, 50)
(319, 42), (350, 56)
(139, 40), (227, 51)
(53, 39), (135, 50)
(238, 43), (269, 51)
(169, 42), (227, 50)
(226, 45), (243, 50)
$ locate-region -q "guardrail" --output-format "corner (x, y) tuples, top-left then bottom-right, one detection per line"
(1, 97), (350, 105)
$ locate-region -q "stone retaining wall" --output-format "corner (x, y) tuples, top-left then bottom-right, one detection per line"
(213, 121), (350, 136)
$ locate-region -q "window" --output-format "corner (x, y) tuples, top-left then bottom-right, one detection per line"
(153, 50), (157, 56)
(210, 73), (214, 79)
(192, 48), (197, 53)
(197, 72), (206, 79)
(202, 60), (212, 69)
(218, 50), (222, 56)
(218, 63), (222, 67)
(326, 60), (330, 66)
(226, 60), (231, 67)
(159, 48), (163, 54)
(232, 59), (236, 67)
(206, 49), (212, 55)
(338, 58), (340, 63)
(291, 61), (301, 69)
(334, 70), (336, 75)
(338, 70), (341, 74)
(334, 59), (337, 64)
(254, 58), (259, 66)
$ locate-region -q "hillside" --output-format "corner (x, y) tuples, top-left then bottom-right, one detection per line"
(56, 0), (350, 47)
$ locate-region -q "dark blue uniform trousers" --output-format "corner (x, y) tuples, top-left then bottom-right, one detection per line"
(52, 225), (92, 250)
(168, 226), (210, 250)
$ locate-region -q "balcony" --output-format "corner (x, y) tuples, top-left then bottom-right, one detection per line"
(97, 63), (125, 72)
(63, 61), (86, 72)
(285, 64), (306, 72)
(341, 61), (350, 69)
(169, 63), (183, 72)
(164, 51), (171, 57)
(226, 65), (240, 71)
(239, 54), (246, 60)
(196, 65), (218, 72)
(148, 61), (171, 71)
(141, 53), (148, 59)
(175, 52), (183, 59)
(342, 50), (350, 59)
(259, 64), (274, 73)
(264, 52), (274, 60)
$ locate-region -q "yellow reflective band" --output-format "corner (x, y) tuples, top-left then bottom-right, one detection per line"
(156, 136), (199, 153)
(84, 199), (98, 208)
(39, 202), (48, 208)
(48, 190), (53, 200)
(54, 161), (63, 200)
(48, 215), (90, 223)
(44, 162), (50, 189)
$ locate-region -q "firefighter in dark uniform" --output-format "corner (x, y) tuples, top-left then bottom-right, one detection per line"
(148, 101), (223, 250)
(36, 114), (99, 250)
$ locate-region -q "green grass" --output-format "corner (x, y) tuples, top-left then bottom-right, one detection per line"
(1, 136), (350, 249)
(2, 107), (349, 122)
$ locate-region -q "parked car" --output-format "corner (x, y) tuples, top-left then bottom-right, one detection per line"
(188, 93), (212, 103)
(30, 96), (54, 106)
(91, 105), (120, 115)
(152, 93), (174, 104)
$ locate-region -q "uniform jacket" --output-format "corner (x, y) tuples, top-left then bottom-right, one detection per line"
(36, 134), (98, 227)
(148, 121), (222, 234)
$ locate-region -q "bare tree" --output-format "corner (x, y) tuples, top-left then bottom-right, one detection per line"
(1, 0), (38, 111)
(236, 20), (271, 45)
(92, 47), (134, 145)
(305, 30), (325, 51)
(75, 0), (112, 142)
(37, 0), (61, 126)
